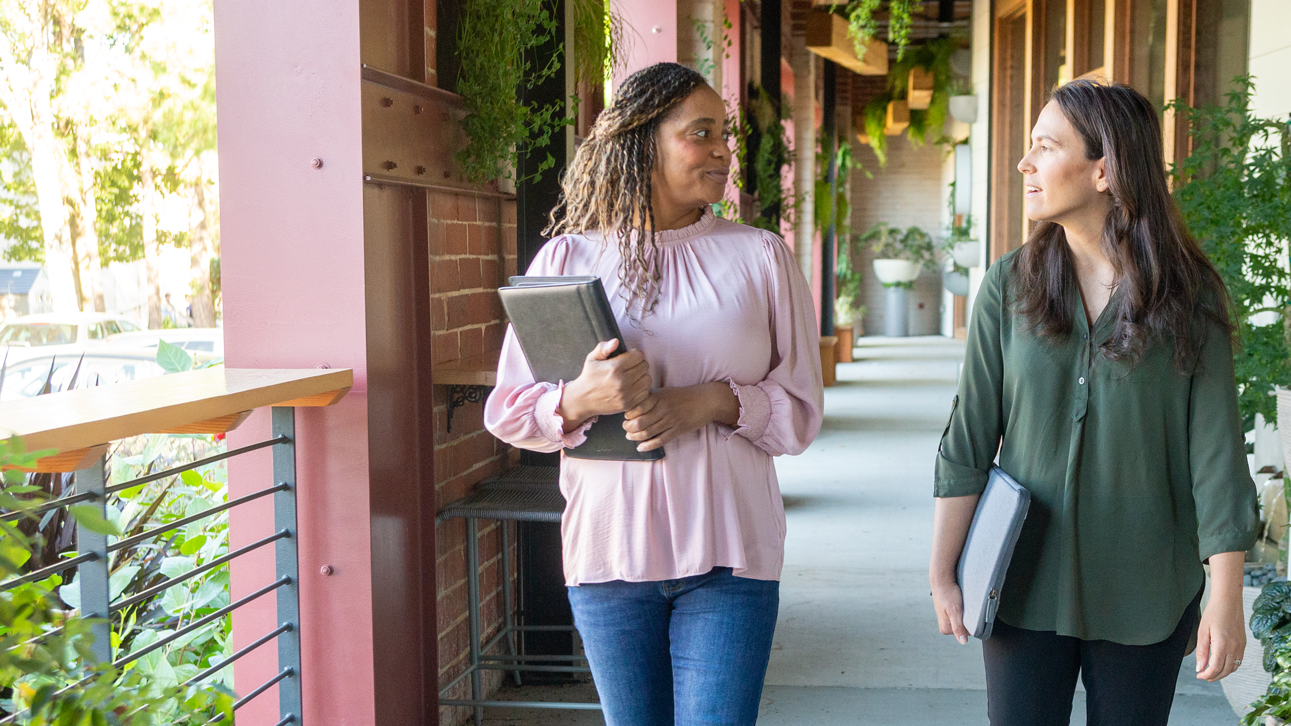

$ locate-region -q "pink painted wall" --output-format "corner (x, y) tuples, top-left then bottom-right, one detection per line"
(213, 0), (377, 723)
(612, 0), (679, 87)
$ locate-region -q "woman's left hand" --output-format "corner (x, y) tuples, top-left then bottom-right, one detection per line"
(1196, 551), (1247, 682)
(623, 382), (739, 452)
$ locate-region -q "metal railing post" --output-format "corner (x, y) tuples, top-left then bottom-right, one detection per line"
(76, 456), (111, 664)
(466, 517), (483, 726)
(271, 407), (302, 724)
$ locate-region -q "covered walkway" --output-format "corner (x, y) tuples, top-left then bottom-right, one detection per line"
(484, 337), (1236, 725)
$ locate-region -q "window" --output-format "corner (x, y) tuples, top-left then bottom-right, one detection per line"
(0, 323), (77, 347)
(88, 324), (106, 341)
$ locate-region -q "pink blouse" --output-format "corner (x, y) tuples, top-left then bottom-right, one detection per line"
(484, 208), (824, 586)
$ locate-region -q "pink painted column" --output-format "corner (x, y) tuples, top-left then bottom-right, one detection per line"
(612, 0), (679, 87)
(214, 0), (376, 723)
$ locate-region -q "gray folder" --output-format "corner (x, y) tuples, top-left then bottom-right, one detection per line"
(957, 467), (1031, 640)
(499, 275), (663, 461)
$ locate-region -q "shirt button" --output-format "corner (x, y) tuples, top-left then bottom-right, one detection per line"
(1083, 333), (1088, 339)
(1079, 377), (1086, 385)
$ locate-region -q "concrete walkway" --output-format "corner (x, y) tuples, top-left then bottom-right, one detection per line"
(480, 336), (1237, 725)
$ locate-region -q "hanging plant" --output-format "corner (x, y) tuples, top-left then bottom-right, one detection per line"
(456, 0), (621, 184)
(892, 37), (958, 147)
(847, 0), (916, 62)
(861, 92), (892, 165)
(748, 85), (794, 232)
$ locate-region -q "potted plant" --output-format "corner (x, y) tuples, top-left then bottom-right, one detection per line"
(859, 223), (937, 337)
(862, 223), (937, 286)
(948, 76), (977, 124)
(1238, 578), (1291, 724)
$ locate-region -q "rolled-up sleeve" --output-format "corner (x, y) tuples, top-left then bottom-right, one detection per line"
(1188, 321), (1260, 561)
(483, 236), (596, 452)
(722, 232), (823, 456)
(934, 261), (1006, 497)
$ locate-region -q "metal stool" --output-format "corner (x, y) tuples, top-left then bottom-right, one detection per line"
(436, 466), (600, 724)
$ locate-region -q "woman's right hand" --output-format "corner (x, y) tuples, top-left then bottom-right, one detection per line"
(559, 340), (652, 430)
(931, 577), (971, 644)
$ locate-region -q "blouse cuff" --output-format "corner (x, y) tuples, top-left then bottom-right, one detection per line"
(1198, 529), (1259, 563)
(722, 380), (771, 442)
(535, 381), (597, 448)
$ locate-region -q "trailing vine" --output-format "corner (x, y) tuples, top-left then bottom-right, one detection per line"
(857, 37), (962, 167)
(847, 0), (916, 62)
(456, 0), (622, 184)
(748, 85), (794, 232)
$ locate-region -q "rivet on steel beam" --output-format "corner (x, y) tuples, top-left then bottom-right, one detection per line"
(382, 161), (397, 170)
(414, 105), (423, 114)
(380, 97), (394, 107)
(320, 565), (334, 576)
(310, 158), (323, 169)
(415, 166), (427, 175)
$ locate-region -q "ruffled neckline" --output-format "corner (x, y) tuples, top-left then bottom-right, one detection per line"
(652, 206), (717, 245)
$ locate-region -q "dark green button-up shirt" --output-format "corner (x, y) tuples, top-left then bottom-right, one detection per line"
(935, 251), (1260, 645)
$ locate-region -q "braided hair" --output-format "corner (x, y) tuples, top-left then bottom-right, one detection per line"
(545, 62), (710, 320)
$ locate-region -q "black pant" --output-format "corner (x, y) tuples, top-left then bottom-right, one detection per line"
(982, 593), (1201, 726)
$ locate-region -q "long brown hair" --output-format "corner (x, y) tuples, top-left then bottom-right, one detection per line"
(1011, 79), (1233, 370)
(545, 62), (709, 318)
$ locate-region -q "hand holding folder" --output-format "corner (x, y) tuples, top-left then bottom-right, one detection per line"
(499, 276), (665, 461)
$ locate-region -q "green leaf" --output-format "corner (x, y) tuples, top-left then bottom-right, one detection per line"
(179, 535), (206, 556)
(179, 469), (205, 489)
(155, 339), (192, 374)
(67, 505), (120, 536)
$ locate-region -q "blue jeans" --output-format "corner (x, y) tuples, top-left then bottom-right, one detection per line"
(567, 567), (779, 726)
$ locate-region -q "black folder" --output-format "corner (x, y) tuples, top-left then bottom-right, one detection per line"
(499, 275), (664, 461)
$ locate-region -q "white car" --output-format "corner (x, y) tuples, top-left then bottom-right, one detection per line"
(0, 312), (145, 366)
(102, 328), (224, 357)
(0, 351), (167, 401)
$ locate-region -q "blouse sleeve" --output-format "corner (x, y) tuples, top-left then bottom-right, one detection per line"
(934, 258), (1007, 497)
(483, 238), (597, 452)
(722, 231), (823, 456)
(1188, 320), (1260, 560)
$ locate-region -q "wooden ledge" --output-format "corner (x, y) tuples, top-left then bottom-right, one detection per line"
(435, 351), (501, 387)
(0, 368), (353, 472)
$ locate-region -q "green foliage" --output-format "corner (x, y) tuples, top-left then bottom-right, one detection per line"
(861, 95), (890, 166)
(572, 0), (624, 86)
(0, 120), (42, 263)
(860, 222), (938, 271)
(846, 0), (915, 61)
(749, 86), (793, 232)
(0, 436), (235, 724)
(155, 340), (193, 373)
(1169, 77), (1291, 430)
(892, 38), (957, 147)
(94, 146), (144, 264)
(456, 0), (621, 184)
(1242, 580), (1291, 723)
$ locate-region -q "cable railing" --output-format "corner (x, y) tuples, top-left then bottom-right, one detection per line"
(0, 368), (352, 726)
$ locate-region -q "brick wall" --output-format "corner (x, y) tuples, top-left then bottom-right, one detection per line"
(850, 135), (946, 336)
(429, 189), (521, 725)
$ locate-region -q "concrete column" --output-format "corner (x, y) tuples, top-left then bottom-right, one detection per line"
(677, 0), (723, 89)
(791, 34), (816, 289)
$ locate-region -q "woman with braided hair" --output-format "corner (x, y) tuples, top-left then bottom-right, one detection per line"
(485, 62), (823, 725)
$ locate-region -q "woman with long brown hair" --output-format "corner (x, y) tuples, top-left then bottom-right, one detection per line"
(929, 78), (1259, 725)
(485, 62), (823, 725)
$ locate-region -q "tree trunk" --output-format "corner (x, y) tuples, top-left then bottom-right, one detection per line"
(142, 163), (162, 329)
(26, 107), (79, 313)
(189, 179), (215, 328)
(75, 133), (106, 312)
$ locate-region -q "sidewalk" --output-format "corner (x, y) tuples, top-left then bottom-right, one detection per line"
(480, 336), (1237, 725)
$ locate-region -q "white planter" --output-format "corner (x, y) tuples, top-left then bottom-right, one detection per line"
(952, 240), (981, 269)
(944, 268), (970, 297)
(1222, 586), (1273, 717)
(949, 95), (979, 124)
(872, 259), (921, 286)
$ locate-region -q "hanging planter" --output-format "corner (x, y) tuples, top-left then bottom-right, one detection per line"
(885, 100), (910, 135)
(950, 94), (979, 124)
(873, 259), (921, 285)
(951, 240), (981, 268)
(908, 67), (934, 110)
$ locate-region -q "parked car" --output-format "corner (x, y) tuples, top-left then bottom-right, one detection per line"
(0, 351), (168, 401)
(0, 312), (145, 366)
(102, 328), (224, 357)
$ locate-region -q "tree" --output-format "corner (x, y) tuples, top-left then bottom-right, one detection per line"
(0, 0), (84, 312)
